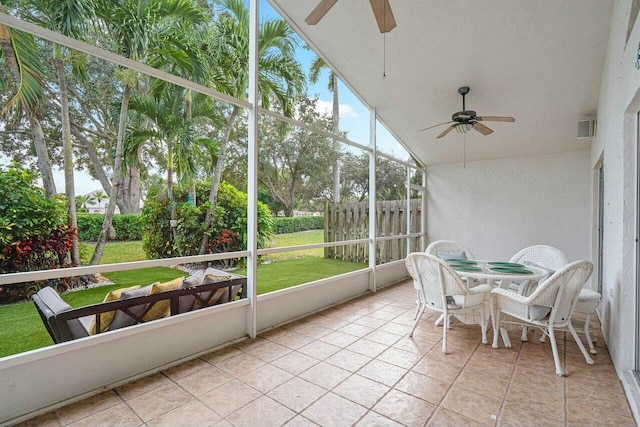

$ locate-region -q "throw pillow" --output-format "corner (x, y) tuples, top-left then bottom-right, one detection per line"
(89, 285), (141, 334)
(523, 261), (556, 276)
(182, 270), (205, 288)
(203, 267), (232, 284)
(437, 250), (466, 260)
(108, 284), (156, 331)
(142, 277), (184, 321)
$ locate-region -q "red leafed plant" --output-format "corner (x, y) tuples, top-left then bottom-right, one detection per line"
(206, 228), (241, 268)
(0, 227), (77, 303)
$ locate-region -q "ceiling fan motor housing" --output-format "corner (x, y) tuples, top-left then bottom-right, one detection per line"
(452, 110), (477, 122)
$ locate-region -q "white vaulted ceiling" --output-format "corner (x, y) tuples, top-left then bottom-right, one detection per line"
(269, 0), (613, 166)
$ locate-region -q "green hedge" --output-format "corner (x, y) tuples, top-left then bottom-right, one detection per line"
(77, 214), (144, 241)
(272, 216), (324, 234)
(77, 213), (322, 240)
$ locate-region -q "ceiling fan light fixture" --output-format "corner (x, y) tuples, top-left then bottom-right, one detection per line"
(455, 123), (472, 134)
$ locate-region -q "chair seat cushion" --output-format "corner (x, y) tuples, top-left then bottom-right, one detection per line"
(529, 305), (551, 321)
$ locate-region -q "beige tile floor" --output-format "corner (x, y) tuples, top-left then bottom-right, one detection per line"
(19, 280), (637, 427)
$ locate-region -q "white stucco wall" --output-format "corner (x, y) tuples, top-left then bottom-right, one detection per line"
(592, 0), (640, 409)
(426, 149), (591, 263)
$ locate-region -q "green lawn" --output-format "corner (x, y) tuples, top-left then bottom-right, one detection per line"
(237, 256), (365, 294)
(82, 230), (325, 264)
(262, 230), (324, 260)
(82, 240), (148, 264)
(0, 232), (366, 358)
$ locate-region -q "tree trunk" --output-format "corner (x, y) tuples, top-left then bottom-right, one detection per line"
(331, 73), (340, 203)
(30, 116), (57, 197)
(71, 126), (112, 197)
(199, 105), (239, 255)
(119, 165), (141, 213)
(90, 84), (131, 265)
(167, 146), (179, 252)
(185, 90), (196, 206)
(55, 57), (80, 265)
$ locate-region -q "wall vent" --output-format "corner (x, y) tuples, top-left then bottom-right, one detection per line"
(578, 119), (596, 138)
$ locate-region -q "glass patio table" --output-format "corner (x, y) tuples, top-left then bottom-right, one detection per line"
(447, 259), (549, 290)
(446, 259), (550, 344)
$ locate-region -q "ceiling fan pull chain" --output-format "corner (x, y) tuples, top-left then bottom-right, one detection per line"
(463, 133), (466, 169)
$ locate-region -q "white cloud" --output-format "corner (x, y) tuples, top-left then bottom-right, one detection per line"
(315, 99), (359, 119)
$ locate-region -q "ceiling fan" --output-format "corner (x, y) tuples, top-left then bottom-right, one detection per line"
(420, 87), (516, 138)
(305, 0), (396, 33)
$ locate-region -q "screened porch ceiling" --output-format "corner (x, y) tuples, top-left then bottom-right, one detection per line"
(269, 0), (613, 166)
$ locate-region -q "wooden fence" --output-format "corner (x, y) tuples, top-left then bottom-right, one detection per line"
(324, 199), (422, 263)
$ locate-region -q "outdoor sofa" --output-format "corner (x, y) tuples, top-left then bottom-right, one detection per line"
(32, 268), (247, 344)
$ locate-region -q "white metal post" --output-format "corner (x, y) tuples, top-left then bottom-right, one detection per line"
(406, 166), (411, 255)
(369, 109), (377, 292)
(421, 170), (427, 251)
(247, 0), (259, 338)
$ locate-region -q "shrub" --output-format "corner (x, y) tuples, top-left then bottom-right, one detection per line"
(0, 165), (77, 303)
(141, 180), (273, 266)
(272, 216), (324, 234)
(76, 214), (143, 241)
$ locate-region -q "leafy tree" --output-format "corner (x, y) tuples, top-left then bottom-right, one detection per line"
(24, 0), (95, 265)
(199, 0), (305, 254)
(90, 0), (205, 265)
(0, 3), (56, 196)
(340, 153), (407, 202)
(258, 97), (334, 217)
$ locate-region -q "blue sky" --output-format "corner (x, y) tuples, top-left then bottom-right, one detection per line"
(259, 0), (406, 158)
(45, 0), (409, 195)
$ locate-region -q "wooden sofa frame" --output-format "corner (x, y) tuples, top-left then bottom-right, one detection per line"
(33, 275), (247, 344)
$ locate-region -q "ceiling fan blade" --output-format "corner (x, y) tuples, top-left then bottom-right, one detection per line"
(436, 125), (456, 139)
(473, 122), (494, 136)
(369, 0), (396, 33)
(305, 0), (338, 25)
(477, 116), (516, 123)
(419, 121), (454, 132)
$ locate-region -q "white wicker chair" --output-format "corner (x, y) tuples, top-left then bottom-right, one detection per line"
(405, 253), (491, 354)
(423, 240), (478, 324)
(510, 245), (601, 354)
(491, 260), (595, 376)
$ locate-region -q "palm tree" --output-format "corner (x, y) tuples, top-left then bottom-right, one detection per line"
(128, 87), (221, 251)
(27, 0), (94, 265)
(0, 4), (56, 197)
(90, 0), (205, 265)
(309, 55), (341, 204)
(199, 0), (306, 254)
(94, 190), (107, 212)
(75, 194), (96, 211)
